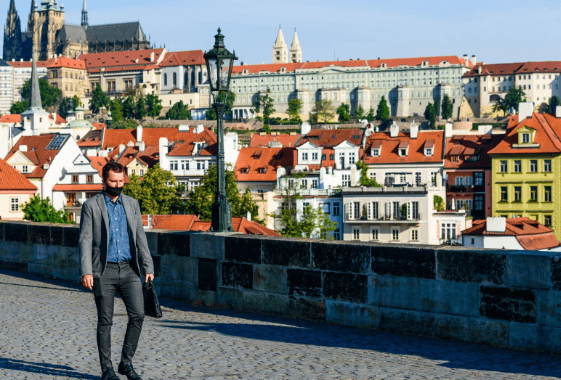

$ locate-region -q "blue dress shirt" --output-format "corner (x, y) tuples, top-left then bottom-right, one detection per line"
(103, 192), (132, 263)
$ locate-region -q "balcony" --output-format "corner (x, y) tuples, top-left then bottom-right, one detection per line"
(343, 185), (428, 195)
(345, 213), (422, 223)
(447, 185), (474, 193)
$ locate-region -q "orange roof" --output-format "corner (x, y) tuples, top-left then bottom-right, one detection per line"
(45, 56), (86, 70)
(235, 147), (294, 182)
(102, 127), (204, 150)
(5, 134), (64, 178)
(8, 60), (48, 68)
(489, 112), (561, 155)
(78, 130), (102, 147)
(49, 113), (66, 125)
(160, 50), (205, 67)
(249, 133), (300, 148)
(167, 129), (217, 157)
(363, 131), (444, 164)
(52, 184), (103, 191)
(0, 157), (37, 191)
(91, 123), (106, 130)
(102, 129), (136, 150)
(117, 145), (159, 168)
(297, 128), (363, 148)
(1, 114), (22, 123)
(232, 55), (469, 75)
(445, 134), (503, 169)
(79, 48), (165, 72)
(464, 61), (561, 78)
(88, 156), (111, 177)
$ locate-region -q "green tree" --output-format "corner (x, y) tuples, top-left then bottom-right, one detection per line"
(548, 96), (561, 114)
(287, 98), (303, 124)
(336, 103), (351, 122)
(357, 161), (381, 187)
(492, 97), (509, 117)
(504, 87), (527, 112)
(433, 195), (445, 212)
(135, 94), (147, 120)
(366, 107), (375, 122)
(10, 101), (27, 114)
(354, 104), (366, 120)
(375, 96), (390, 121)
(311, 99), (334, 123)
(72, 95), (81, 108)
(441, 94), (454, 120)
(146, 93), (163, 118)
(185, 164), (260, 222)
(21, 78), (62, 109)
(22, 196), (73, 224)
(424, 102), (437, 127)
(110, 98), (124, 122)
(57, 96), (82, 119)
(113, 119), (138, 129)
(261, 89), (276, 125)
(166, 100), (191, 120)
(121, 96), (136, 119)
(124, 164), (185, 214)
(206, 107), (217, 120)
(89, 84), (109, 114)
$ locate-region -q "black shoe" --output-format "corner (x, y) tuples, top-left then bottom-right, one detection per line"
(101, 368), (120, 380)
(118, 362), (142, 380)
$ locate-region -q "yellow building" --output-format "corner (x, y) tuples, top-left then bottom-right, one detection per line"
(46, 56), (88, 98)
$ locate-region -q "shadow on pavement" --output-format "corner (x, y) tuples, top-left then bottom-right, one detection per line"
(158, 318), (561, 379)
(0, 358), (98, 379)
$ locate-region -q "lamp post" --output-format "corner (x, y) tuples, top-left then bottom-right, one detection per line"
(204, 28), (237, 232)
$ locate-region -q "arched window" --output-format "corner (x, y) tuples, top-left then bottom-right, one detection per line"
(173, 72), (177, 87)
(184, 72), (188, 86)
(490, 94), (500, 103)
(191, 71), (195, 86)
(198, 71), (202, 84)
(164, 73), (167, 86)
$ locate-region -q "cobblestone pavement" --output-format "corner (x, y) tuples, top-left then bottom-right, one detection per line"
(1, 269), (560, 380)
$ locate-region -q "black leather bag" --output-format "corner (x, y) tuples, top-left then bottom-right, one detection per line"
(143, 279), (162, 318)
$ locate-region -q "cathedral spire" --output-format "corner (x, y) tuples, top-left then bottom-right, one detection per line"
(290, 28), (302, 63)
(81, 0), (88, 28)
(3, 0), (23, 61)
(28, 56), (43, 111)
(272, 26), (288, 63)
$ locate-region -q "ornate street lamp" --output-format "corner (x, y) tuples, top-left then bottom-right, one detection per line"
(204, 28), (238, 232)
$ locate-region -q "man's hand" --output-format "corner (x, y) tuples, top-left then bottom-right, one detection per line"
(81, 274), (93, 290)
(145, 274), (154, 283)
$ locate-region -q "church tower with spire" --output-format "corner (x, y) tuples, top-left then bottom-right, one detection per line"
(272, 26), (288, 63)
(81, 0), (88, 28)
(289, 28), (302, 63)
(3, 0), (23, 61)
(27, 0), (65, 60)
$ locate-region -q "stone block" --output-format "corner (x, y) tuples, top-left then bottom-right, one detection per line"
(480, 286), (536, 323)
(225, 235), (262, 263)
(0, 241), (20, 262)
(326, 300), (379, 328)
(323, 272), (367, 303)
(158, 231), (191, 257)
(379, 308), (436, 337)
(537, 290), (561, 328)
(509, 322), (538, 350)
(62, 225), (80, 248)
(64, 247), (80, 268)
(507, 253), (551, 289)
(435, 314), (508, 346)
(242, 290), (289, 315)
(552, 255), (561, 290)
(262, 238), (311, 268)
(0, 222), (4, 241)
(49, 225), (64, 246)
(368, 276), (479, 317)
(28, 224), (50, 245)
(200, 290), (217, 306)
(538, 326), (561, 353)
(144, 230), (159, 256)
(311, 241), (369, 273)
(5, 222), (28, 243)
(437, 249), (506, 285)
(155, 280), (198, 302)
(151, 255), (161, 277)
(159, 256), (197, 283)
(33, 244), (63, 265)
(198, 258), (217, 291)
(18, 242), (34, 263)
(28, 263), (51, 277)
(289, 297), (326, 321)
(190, 233), (231, 260)
(217, 287), (244, 309)
(0, 259), (27, 272)
(253, 265), (287, 294)
(222, 262), (253, 289)
(371, 245), (435, 279)
(287, 269), (322, 298)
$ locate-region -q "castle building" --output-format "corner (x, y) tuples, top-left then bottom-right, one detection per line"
(3, 0), (152, 62)
(272, 27), (301, 64)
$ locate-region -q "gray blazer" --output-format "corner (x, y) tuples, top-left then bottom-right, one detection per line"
(79, 192), (154, 278)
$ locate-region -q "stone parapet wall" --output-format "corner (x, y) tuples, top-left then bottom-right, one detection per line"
(1, 220), (560, 353)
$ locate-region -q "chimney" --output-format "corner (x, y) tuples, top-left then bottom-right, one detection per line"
(471, 55), (477, 66)
(195, 124), (204, 133)
(246, 211), (252, 222)
(478, 66), (482, 74)
(390, 121), (399, 138)
(410, 120), (418, 139)
(119, 144), (125, 155)
(159, 137), (169, 170)
(19, 145), (28, 152)
(150, 52), (155, 62)
(138, 141), (145, 152)
(518, 102), (533, 120)
(556, 106), (561, 118)
(301, 121), (311, 136)
(463, 54), (468, 66)
(178, 124), (189, 132)
(486, 217), (506, 233)
(445, 122), (453, 138)
(136, 125), (143, 142)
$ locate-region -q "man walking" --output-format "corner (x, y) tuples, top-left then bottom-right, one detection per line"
(79, 161), (154, 380)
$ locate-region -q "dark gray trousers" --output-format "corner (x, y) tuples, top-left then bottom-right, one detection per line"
(93, 261), (144, 373)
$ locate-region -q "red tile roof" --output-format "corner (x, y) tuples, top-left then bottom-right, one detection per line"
(160, 50), (205, 67)
(235, 147), (294, 182)
(49, 113), (66, 125)
(102, 129), (136, 150)
(249, 133), (300, 148)
(88, 156), (111, 177)
(78, 48), (165, 73)
(488, 113), (561, 155)
(8, 60), (48, 68)
(363, 131), (444, 164)
(102, 127), (205, 150)
(1, 114), (22, 123)
(91, 123), (106, 130)
(297, 128), (363, 148)
(78, 130), (102, 147)
(464, 61), (561, 77)
(5, 134), (63, 178)
(0, 157), (37, 191)
(445, 134), (503, 169)
(366, 55), (470, 69)
(45, 56), (86, 70)
(52, 184), (103, 191)
(117, 145), (159, 168)
(167, 129), (217, 157)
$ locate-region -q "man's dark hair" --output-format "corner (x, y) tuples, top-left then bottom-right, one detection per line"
(102, 161), (125, 181)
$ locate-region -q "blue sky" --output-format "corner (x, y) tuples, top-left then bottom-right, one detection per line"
(2, 0), (560, 65)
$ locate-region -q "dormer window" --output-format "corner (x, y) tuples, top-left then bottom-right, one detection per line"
(398, 141), (409, 157)
(258, 167), (268, 174)
(399, 148), (408, 157)
(424, 148), (433, 156)
(514, 126), (539, 148)
(371, 148), (380, 157)
(522, 133), (530, 143)
(302, 152), (308, 161)
(241, 166), (250, 173)
(451, 155), (459, 162)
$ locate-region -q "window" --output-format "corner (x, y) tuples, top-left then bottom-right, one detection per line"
(22, 165), (28, 173)
(312, 179), (318, 189)
(545, 215), (552, 227)
(530, 186), (538, 201)
(411, 229), (419, 241)
(431, 171), (438, 187)
(500, 186), (508, 202)
(353, 228), (360, 240)
(87, 175), (93, 183)
(425, 148), (433, 156)
(170, 161), (178, 170)
(500, 160), (507, 173)
(322, 202), (330, 214)
(333, 202), (340, 215)
(392, 229), (399, 241)
(342, 174), (351, 187)
(301, 179), (308, 188)
(371, 229), (379, 241)
(334, 228), (341, 240)
(441, 223), (457, 241)
(514, 160), (521, 173)
(139, 169), (144, 176)
(474, 172), (483, 186)
(474, 195), (484, 210)
(455, 177), (464, 186)
(72, 175), (79, 183)
(544, 159), (552, 172)
(10, 198), (19, 212)
(465, 176), (473, 186)
(529, 160), (537, 172)
(522, 133), (530, 143)
(349, 152), (356, 164)
(465, 199), (473, 211)
(411, 201), (419, 219)
(545, 186), (552, 202)
(372, 148), (380, 157)
(415, 172), (421, 186)
(302, 152), (308, 161)
(514, 186), (522, 201)
(399, 148), (407, 156)
(312, 152), (318, 161)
